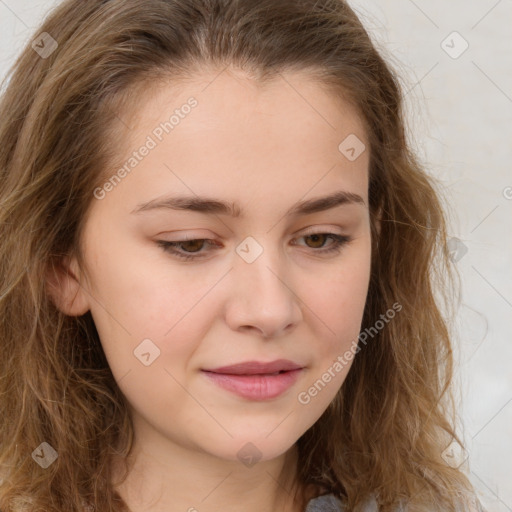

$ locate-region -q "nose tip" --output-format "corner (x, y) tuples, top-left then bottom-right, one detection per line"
(226, 249), (303, 338)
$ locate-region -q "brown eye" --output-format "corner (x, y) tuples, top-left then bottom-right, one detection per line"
(157, 238), (219, 261)
(179, 239), (207, 253)
(293, 232), (352, 256)
(303, 233), (329, 249)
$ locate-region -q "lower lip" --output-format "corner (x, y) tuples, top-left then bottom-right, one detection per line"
(201, 369), (303, 400)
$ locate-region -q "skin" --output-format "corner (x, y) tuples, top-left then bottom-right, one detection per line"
(50, 67), (373, 512)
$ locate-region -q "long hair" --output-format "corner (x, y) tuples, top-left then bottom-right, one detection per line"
(0, 1), (476, 510)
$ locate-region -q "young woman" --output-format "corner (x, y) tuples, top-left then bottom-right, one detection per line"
(0, 1), (486, 511)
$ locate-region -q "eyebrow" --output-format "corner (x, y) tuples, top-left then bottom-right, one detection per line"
(131, 190), (365, 218)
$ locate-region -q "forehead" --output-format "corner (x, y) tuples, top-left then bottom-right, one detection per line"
(104, 67), (370, 211)
(129, 67), (368, 143)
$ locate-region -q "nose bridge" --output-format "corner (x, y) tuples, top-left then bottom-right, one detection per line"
(227, 234), (302, 336)
(236, 235), (288, 300)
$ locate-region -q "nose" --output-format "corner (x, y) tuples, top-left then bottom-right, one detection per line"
(224, 241), (303, 339)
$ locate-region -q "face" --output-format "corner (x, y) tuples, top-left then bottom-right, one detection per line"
(62, 68), (372, 466)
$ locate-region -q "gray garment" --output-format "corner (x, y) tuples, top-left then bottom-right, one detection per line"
(304, 493), (380, 512)
(304, 492), (488, 512)
(305, 494), (344, 512)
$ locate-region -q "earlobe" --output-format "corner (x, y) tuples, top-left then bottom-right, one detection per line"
(45, 256), (90, 316)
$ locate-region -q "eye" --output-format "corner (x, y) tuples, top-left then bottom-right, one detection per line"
(156, 238), (219, 261)
(156, 231), (352, 262)
(294, 232), (351, 254)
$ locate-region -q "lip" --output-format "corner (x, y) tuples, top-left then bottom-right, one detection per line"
(201, 359), (304, 400)
(205, 359), (303, 375)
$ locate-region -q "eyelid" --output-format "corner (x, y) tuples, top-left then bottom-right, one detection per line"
(156, 226), (352, 262)
(297, 225), (346, 236)
(157, 225), (347, 242)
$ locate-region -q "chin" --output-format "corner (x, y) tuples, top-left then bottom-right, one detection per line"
(202, 429), (302, 467)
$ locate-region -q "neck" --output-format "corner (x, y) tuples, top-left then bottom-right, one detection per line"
(111, 438), (307, 512)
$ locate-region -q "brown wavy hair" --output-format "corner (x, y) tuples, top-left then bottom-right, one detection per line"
(0, 0), (479, 511)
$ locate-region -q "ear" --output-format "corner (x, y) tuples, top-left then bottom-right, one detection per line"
(46, 256), (90, 316)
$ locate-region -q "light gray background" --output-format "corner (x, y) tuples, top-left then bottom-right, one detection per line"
(1, 1), (511, 510)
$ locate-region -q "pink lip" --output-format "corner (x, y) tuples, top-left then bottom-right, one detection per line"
(201, 359), (304, 400)
(205, 359), (303, 375)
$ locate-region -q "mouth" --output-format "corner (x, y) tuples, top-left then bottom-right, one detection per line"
(203, 359), (303, 375)
(201, 359), (304, 400)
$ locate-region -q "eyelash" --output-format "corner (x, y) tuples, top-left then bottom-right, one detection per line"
(156, 232), (352, 261)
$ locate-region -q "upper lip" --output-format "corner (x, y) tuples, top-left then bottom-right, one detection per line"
(203, 359), (303, 375)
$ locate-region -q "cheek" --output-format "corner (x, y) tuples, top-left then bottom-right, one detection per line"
(306, 248), (371, 350)
(85, 249), (219, 382)
(295, 262), (369, 412)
